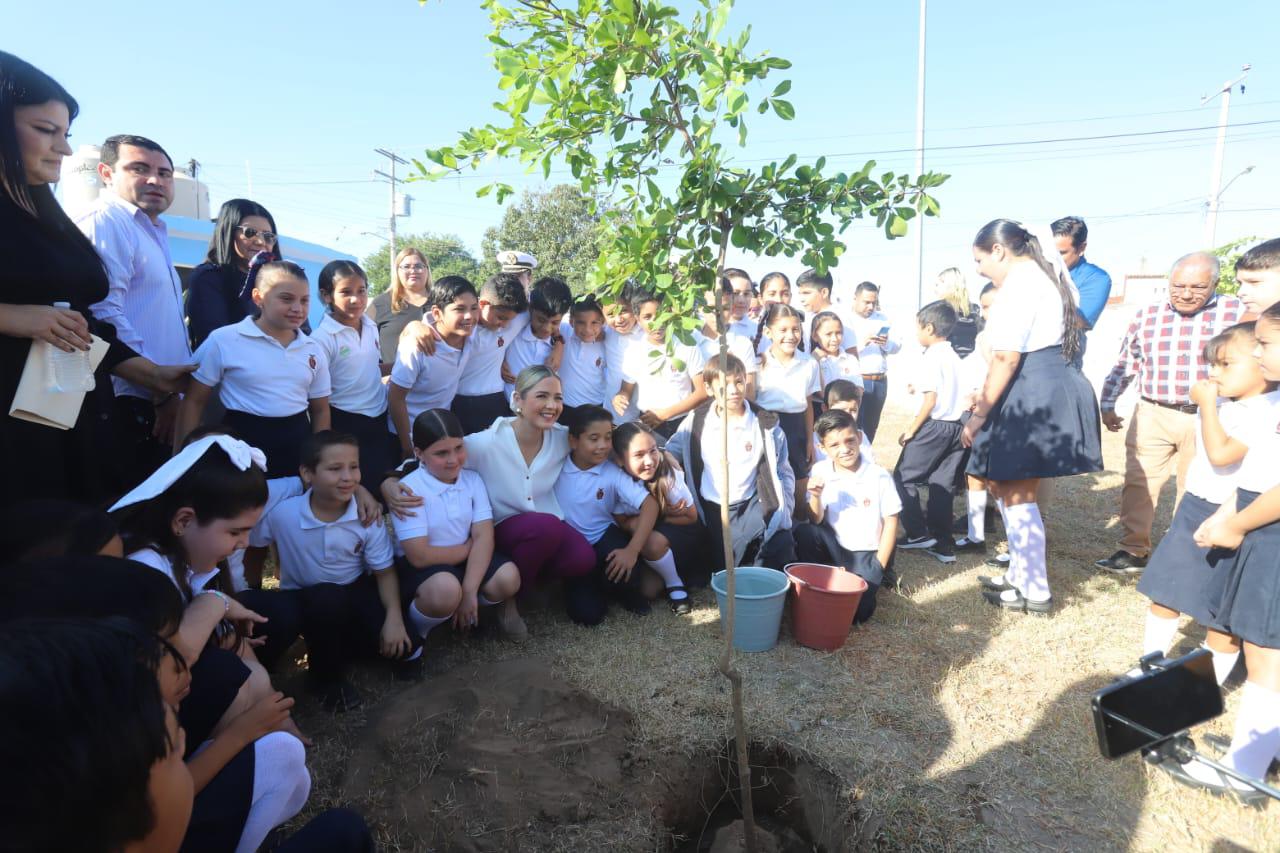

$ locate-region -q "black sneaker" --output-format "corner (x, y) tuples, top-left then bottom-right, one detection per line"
(900, 535), (937, 550)
(1095, 550), (1147, 576)
(924, 547), (956, 564)
(317, 679), (363, 713)
(953, 537), (986, 554)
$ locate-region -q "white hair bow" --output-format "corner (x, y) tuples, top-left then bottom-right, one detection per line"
(109, 436), (268, 512)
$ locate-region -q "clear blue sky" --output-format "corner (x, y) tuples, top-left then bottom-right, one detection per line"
(15, 0), (1280, 314)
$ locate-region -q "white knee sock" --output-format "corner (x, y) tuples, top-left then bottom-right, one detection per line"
(1142, 612), (1179, 657)
(1004, 502), (1049, 601)
(647, 550), (686, 598)
(235, 731), (311, 853)
(478, 593), (501, 607)
(1204, 643), (1239, 686)
(1222, 681), (1280, 784)
(967, 490), (988, 543)
(408, 601), (452, 639)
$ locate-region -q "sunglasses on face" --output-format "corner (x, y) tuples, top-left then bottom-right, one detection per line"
(235, 225), (277, 245)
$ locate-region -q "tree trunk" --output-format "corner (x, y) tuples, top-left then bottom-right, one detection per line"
(712, 214), (757, 853)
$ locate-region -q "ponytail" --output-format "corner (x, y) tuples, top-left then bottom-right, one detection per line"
(973, 219), (1081, 363)
(755, 302), (807, 357)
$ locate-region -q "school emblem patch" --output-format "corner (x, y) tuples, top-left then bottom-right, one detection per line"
(353, 541), (363, 555)
(497, 336), (505, 347)
(308, 355), (317, 370)
(595, 356), (603, 367)
(744, 442), (752, 453)
(862, 497), (872, 508)
(596, 488), (605, 500)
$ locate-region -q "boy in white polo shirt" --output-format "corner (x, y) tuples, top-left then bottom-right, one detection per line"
(388, 276), (478, 459)
(247, 431), (416, 711)
(558, 295), (609, 426)
(794, 408), (901, 623)
(554, 405), (661, 619)
(612, 291), (708, 439)
(504, 276), (572, 400)
(603, 282), (647, 424)
(451, 272), (529, 434)
(893, 301), (967, 564)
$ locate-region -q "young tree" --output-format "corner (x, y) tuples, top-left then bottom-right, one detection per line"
(416, 1), (946, 846)
(362, 232), (481, 295)
(479, 184), (612, 292)
(1211, 235), (1259, 295)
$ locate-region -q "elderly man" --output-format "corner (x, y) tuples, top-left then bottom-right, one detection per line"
(76, 135), (191, 488)
(1094, 252), (1243, 574)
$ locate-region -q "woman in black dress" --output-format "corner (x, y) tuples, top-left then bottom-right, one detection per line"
(369, 246), (431, 362)
(0, 51), (191, 507)
(184, 198), (282, 349)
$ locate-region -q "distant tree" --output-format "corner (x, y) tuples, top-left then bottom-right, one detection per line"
(1211, 235), (1258, 295)
(479, 184), (610, 293)
(362, 233), (481, 296)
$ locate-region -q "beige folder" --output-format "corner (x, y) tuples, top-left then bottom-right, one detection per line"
(8, 336), (110, 430)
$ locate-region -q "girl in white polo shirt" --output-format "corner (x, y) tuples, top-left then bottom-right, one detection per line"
(392, 409), (524, 643)
(314, 260), (395, 485)
(754, 302), (822, 515)
(810, 311), (864, 397)
(177, 257), (332, 477)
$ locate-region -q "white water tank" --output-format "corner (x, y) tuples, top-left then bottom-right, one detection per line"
(58, 143), (211, 220)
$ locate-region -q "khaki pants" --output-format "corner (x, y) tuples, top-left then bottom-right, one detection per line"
(1118, 400), (1197, 556)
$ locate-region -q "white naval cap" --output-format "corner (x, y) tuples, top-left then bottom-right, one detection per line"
(497, 250), (538, 272)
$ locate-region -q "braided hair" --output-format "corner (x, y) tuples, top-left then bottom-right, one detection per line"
(754, 301), (807, 359)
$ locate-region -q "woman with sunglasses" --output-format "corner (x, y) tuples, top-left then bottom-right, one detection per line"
(185, 198), (283, 349)
(369, 247), (432, 363)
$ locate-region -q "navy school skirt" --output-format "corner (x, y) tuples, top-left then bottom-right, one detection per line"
(1206, 489), (1280, 648)
(1136, 492), (1229, 626)
(658, 518), (712, 588)
(330, 407), (397, 484)
(775, 409), (811, 479)
(966, 345), (1102, 481)
(222, 409), (310, 478)
(397, 550), (511, 603)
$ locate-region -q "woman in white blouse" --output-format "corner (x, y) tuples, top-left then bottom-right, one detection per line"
(962, 219), (1102, 614)
(460, 365), (604, 624)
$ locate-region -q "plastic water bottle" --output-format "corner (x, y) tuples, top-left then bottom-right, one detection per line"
(48, 302), (96, 393)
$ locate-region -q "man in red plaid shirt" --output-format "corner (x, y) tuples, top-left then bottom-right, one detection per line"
(1095, 252), (1243, 575)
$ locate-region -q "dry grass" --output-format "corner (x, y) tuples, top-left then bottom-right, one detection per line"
(279, 403), (1280, 852)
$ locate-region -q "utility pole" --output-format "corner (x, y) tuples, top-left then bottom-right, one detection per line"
(913, 0), (927, 309)
(1202, 64), (1250, 248)
(186, 158), (201, 219)
(375, 147), (409, 289)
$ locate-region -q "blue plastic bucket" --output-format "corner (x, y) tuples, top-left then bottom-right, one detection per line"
(710, 566), (789, 652)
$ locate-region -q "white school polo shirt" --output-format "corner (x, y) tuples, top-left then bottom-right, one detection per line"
(193, 317), (332, 416)
(553, 458), (651, 545)
(392, 467), (493, 549)
(812, 457), (903, 553)
(503, 324), (554, 400)
(463, 417), (571, 522)
(314, 313), (387, 417)
(1234, 390), (1280, 494)
(458, 312), (529, 397)
(1186, 394), (1274, 503)
(389, 334), (472, 429)
(914, 341), (966, 421)
(226, 476), (304, 591)
(615, 472), (695, 517)
(693, 329), (758, 375)
(755, 351), (821, 414)
(817, 352), (864, 390)
(804, 304), (859, 353)
(984, 262), (1079, 353)
(249, 492), (395, 589)
(128, 547), (219, 603)
(605, 325), (646, 421)
(699, 406), (764, 505)
(622, 338), (707, 414)
(558, 322), (608, 407)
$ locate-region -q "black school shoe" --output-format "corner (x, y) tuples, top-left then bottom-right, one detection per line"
(954, 537), (986, 554)
(984, 553), (1010, 569)
(1154, 753), (1270, 807)
(981, 588), (1052, 614)
(1095, 550), (1148, 575)
(977, 574), (1014, 592)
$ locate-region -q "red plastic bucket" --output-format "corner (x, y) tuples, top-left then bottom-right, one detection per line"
(784, 562), (867, 651)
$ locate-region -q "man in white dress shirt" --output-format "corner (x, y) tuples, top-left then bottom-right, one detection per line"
(77, 135), (191, 487)
(847, 281), (901, 443)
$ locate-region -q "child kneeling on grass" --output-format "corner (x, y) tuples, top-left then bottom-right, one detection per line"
(664, 354), (798, 571)
(247, 431), (418, 712)
(793, 409), (901, 624)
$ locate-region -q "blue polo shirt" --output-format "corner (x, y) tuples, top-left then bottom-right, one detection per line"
(1071, 257), (1113, 329)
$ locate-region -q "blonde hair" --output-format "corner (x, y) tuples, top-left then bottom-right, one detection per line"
(935, 267), (972, 318)
(390, 248), (432, 313)
(511, 365), (560, 413)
